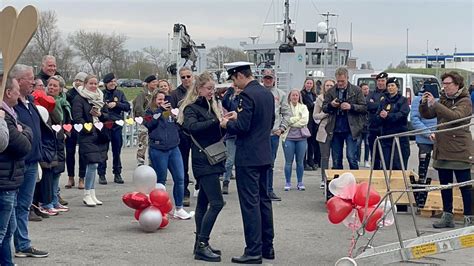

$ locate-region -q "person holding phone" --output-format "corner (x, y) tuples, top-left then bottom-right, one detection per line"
(374, 77), (410, 170)
(72, 75), (109, 207)
(144, 90), (193, 220)
(420, 71), (473, 228)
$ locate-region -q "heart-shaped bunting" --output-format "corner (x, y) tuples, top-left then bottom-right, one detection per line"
(74, 124), (83, 132)
(84, 123), (93, 132)
(62, 124), (72, 132)
(134, 117), (143, 125)
(94, 122), (104, 131)
(115, 120), (125, 126)
(52, 124), (61, 133)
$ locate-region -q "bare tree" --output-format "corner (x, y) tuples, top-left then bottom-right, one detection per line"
(142, 46), (172, 78)
(207, 46), (247, 69)
(69, 30), (108, 75)
(103, 33), (128, 75)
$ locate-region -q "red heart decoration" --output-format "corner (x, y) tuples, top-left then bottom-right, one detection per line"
(149, 189), (170, 208)
(357, 206), (384, 232)
(353, 182), (381, 207)
(327, 197), (353, 224)
(134, 209), (143, 221)
(160, 214), (169, 228)
(62, 124), (72, 132)
(122, 192), (150, 210)
(144, 115), (153, 122)
(104, 121), (114, 129)
(159, 199), (173, 214)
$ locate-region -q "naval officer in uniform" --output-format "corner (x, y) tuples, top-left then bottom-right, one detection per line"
(220, 62), (276, 264)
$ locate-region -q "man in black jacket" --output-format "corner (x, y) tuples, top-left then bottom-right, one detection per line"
(36, 55), (60, 86)
(97, 73), (131, 184)
(221, 62), (276, 264)
(366, 72), (388, 170)
(0, 75), (33, 264)
(170, 66), (194, 206)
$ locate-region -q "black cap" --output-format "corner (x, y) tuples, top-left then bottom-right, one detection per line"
(224, 62), (253, 80)
(103, 73), (115, 84)
(144, 75), (157, 83)
(386, 77), (399, 87)
(376, 72), (388, 80)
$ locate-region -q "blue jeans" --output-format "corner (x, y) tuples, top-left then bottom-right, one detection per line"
(357, 132), (370, 163)
(331, 132), (359, 170)
(14, 162), (37, 252)
(41, 173), (61, 209)
(149, 147), (184, 208)
(267, 135), (280, 193)
(85, 164), (98, 190)
(0, 190), (17, 265)
(223, 138), (236, 182)
(283, 139), (307, 184)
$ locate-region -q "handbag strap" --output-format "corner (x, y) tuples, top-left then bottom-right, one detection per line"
(188, 133), (206, 151)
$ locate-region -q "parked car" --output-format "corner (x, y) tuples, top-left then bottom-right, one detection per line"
(122, 79), (143, 88)
(117, 79), (129, 87)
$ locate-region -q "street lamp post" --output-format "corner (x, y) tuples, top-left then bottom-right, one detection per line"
(434, 48), (440, 78)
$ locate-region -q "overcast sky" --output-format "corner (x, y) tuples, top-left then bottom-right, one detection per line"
(1, 0), (473, 70)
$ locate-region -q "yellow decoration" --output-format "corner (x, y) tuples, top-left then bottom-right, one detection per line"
(125, 118), (134, 125)
(84, 123), (93, 132)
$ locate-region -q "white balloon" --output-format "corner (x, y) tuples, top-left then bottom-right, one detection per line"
(133, 165), (157, 194)
(329, 172), (357, 200)
(155, 183), (166, 191)
(377, 199), (397, 227)
(139, 206), (163, 232)
(36, 105), (49, 123)
(342, 209), (361, 230)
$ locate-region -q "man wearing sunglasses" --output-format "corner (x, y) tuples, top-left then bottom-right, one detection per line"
(170, 67), (194, 207)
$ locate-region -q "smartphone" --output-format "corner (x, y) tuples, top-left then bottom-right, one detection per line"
(419, 83), (440, 99)
(164, 95), (172, 103)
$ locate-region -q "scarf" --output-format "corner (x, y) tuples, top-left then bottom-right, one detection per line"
(53, 92), (72, 123)
(1, 101), (17, 122)
(77, 86), (104, 123)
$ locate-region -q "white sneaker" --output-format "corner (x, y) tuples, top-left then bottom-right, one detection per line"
(320, 181), (325, 189)
(364, 161), (371, 168)
(193, 189), (199, 197)
(173, 208), (195, 220)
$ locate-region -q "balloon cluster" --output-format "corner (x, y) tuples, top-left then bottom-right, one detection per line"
(326, 173), (396, 232)
(122, 165), (173, 232)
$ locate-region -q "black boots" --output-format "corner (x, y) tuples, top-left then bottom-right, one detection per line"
(114, 174), (124, 184)
(194, 242), (221, 262)
(222, 181), (229, 195)
(98, 175), (107, 185)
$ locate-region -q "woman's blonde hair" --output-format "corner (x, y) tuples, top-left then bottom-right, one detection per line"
(287, 88), (303, 104)
(148, 89), (166, 112)
(177, 71), (221, 124)
(158, 79), (173, 95)
(322, 79), (336, 95)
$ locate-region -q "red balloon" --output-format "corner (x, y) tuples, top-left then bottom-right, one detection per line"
(134, 209), (143, 221)
(353, 182), (381, 207)
(159, 200), (173, 214)
(122, 192), (150, 210)
(149, 189), (170, 207)
(327, 197), (353, 224)
(357, 206), (384, 232)
(160, 214), (169, 228)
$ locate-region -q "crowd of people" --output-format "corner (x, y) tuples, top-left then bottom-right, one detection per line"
(0, 53), (473, 264)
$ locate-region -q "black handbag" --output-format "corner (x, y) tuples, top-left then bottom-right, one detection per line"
(189, 134), (227, 165)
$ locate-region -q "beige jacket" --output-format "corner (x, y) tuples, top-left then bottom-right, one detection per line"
(313, 95), (329, 143)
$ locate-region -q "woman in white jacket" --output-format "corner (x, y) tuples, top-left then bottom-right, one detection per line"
(281, 89), (309, 191)
(313, 79), (335, 189)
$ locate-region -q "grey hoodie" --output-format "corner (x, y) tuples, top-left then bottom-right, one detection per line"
(0, 118), (8, 152)
(269, 86), (291, 133)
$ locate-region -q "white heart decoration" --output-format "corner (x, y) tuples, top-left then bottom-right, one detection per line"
(328, 172), (357, 200)
(115, 120), (124, 126)
(153, 113), (161, 120)
(94, 122), (104, 131)
(134, 117), (143, 125)
(171, 108), (179, 116)
(74, 124), (83, 132)
(52, 124), (61, 133)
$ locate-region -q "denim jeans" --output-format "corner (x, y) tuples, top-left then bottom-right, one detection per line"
(223, 138), (236, 182)
(85, 164), (98, 190)
(331, 132), (359, 170)
(149, 146), (184, 208)
(357, 131), (370, 163)
(14, 162), (37, 252)
(267, 135), (280, 193)
(283, 139), (307, 184)
(0, 190), (17, 265)
(41, 173), (61, 209)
